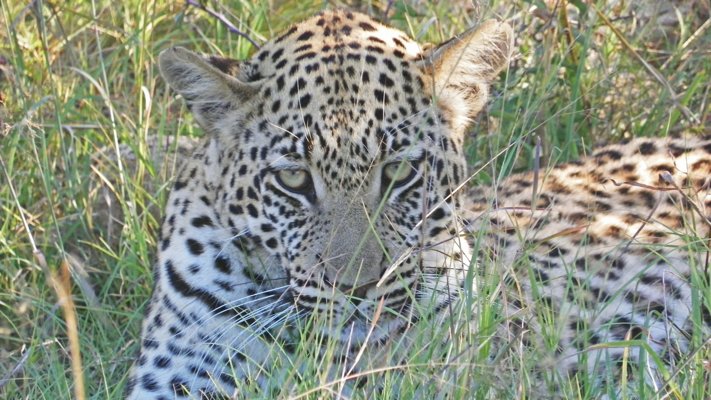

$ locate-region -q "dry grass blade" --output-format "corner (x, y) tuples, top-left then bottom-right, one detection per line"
(2, 144), (85, 399)
(537, 224), (591, 243)
(340, 297), (384, 392)
(51, 260), (86, 400)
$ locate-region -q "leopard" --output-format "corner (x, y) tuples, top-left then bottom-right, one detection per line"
(126, 9), (710, 399)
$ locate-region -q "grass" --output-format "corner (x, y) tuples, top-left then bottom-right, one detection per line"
(1, 0), (710, 398)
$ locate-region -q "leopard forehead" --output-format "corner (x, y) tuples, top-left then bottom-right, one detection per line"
(160, 10), (513, 188)
(227, 10), (450, 187)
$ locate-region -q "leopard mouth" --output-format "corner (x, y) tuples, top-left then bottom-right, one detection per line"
(337, 314), (406, 346)
(283, 284), (418, 343)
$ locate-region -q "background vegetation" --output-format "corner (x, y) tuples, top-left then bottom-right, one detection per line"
(1, 0), (709, 398)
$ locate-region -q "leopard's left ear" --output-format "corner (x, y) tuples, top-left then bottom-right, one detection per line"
(158, 47), (260, 134)
(419, 20), (513, 131)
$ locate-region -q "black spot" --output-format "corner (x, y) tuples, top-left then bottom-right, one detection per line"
(640, 191), (657, 208)
(214, 280), (234, 292)
(639, 141), (657, 155)
(378, 73), (394, 88)
(428, 226), (446, 236)
(374, 89), (388, 103)
(214, 255), (232, 274)
(275, 27), (297, 43)
(257, 50), (270, 61)
(191, 215), (213, 228)
(359, 22), (376, 31)
(595, 201), (612, 211)
(296, 51), (317, 62)
(299, 94), (311, 108)
(383, 59), (396, 72)
(429, 207), (446, 220)
(374, 108), (383, 121)
(668, 144), (690, 157)
(296, 31), (314, 41)
(610, 258), (625, 270)
(547, 247), (568, 257)
(275, 59), (287, 70)
(247, 187), (258, 200)
(289, 78), (307, 96)
(595, 149), (623, 160)
(276, 75), (285, 90)
(186, 239), (204, 255)
(142, 337), (159, 349)
(154, 356), (171, 369)
(247, 204), (259, 218)
(141, 373), (159, 391)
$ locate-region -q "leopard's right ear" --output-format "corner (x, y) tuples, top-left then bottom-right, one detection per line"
(158, 47), (260, 132)
(418, 20), (512, 133)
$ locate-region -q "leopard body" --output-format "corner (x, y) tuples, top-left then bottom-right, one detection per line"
(126, 9), (710, 399)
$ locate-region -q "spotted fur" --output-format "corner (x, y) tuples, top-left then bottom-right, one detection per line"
(466, 135), (711, 387)
(126, 9), (709, 399)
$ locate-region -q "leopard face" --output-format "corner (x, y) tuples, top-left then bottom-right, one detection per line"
(158, 10), (512, 344)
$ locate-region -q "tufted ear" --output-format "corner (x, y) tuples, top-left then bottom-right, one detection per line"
(158, 47), (259, 133)
(420, 20), (513, 131)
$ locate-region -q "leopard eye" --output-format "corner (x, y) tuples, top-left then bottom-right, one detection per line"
(382, 162), (416, 190)
(276, 169), (312, 193)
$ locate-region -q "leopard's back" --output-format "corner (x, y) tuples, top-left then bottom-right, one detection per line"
(467, 135), (711, 382)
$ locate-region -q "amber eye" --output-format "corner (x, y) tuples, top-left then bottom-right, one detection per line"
(382, 161), (417, 190)
(276, 169), (312, 193)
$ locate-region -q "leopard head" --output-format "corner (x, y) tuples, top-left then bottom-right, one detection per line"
(158, 10), (512, 344)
